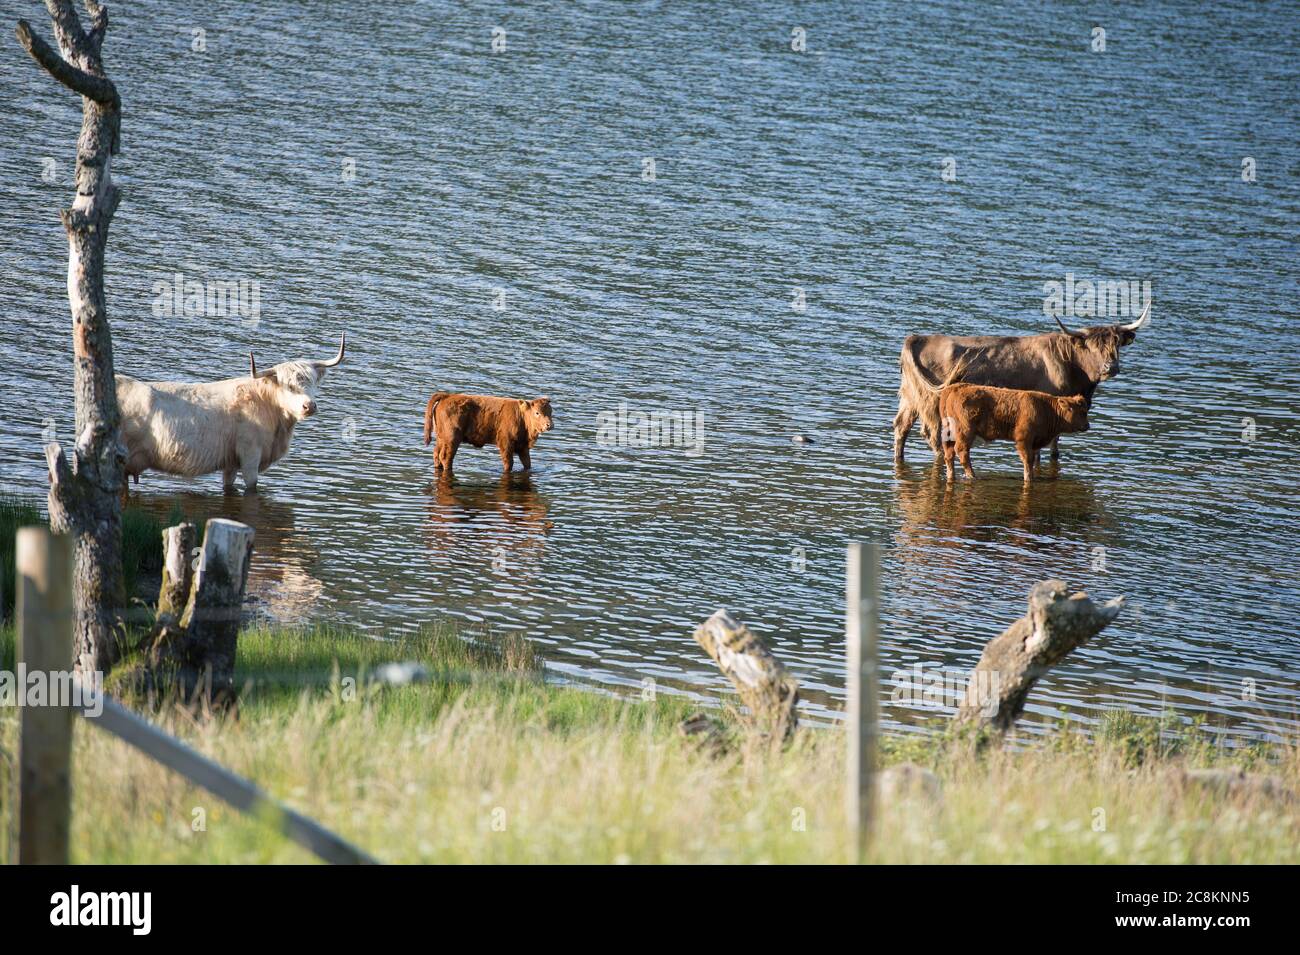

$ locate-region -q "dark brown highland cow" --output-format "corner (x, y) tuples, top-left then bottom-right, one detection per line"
(894, 302), (1149, 463)
(423, 392), (554, 473)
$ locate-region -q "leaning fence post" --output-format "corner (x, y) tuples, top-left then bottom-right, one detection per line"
(15, 527), (74, 865)
(845, 542), (880, 864)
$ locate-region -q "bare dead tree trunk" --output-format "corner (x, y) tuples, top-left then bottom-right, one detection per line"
(17, 1), (125, 676)
(956, 580), (1124, 739)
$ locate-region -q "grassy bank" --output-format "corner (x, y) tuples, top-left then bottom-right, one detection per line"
(0, 494), (189, 622)
(1, 623), (1295, 864)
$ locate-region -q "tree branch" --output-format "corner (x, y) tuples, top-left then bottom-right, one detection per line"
(44, 441), (80, 530)
(16, 18), (117, 105)
(84, 0), (108, 54)
(44, 0), (91, 62)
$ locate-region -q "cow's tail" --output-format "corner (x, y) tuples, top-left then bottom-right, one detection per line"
(899, 337), (944, 446)
(424, 392), (451, 445)
(938, 353), (976, 390)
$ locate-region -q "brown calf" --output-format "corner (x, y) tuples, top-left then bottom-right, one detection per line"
(939, 383), (1089, 483)
(423, 392), (554, 473)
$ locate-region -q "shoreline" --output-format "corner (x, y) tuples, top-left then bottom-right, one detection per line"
(2, 622), (1295, 864)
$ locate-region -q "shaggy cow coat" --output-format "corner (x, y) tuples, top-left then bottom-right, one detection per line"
(423, 392), (553, 473)
(938, 382), (1090, 483)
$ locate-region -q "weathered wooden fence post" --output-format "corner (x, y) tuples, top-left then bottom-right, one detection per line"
(15, 527), (74, 865)
(845, 542), (880, 864)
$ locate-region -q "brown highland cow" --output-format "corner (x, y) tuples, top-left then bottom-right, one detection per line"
(939, 383), (1090, 483)
(423, 392), (554, 473)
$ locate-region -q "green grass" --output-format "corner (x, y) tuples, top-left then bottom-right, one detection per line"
(1, 621), (1295, 864)
(0, 494), (204, 623)
(0, 495), (44, 621)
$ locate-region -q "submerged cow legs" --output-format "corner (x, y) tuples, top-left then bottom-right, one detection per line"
(241, 448), (262, 492)
(893, 400), (918, 463)
(1016, 443), (1036, 483)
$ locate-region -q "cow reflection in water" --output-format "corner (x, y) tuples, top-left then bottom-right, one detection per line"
(892, 462), (1109, 582)
(126, 491), (324, 623)
(424, 474), (552, 577)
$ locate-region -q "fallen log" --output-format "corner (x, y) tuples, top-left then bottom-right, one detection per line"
(692, 609), (799, 740)
(956, 579), (1123, 738)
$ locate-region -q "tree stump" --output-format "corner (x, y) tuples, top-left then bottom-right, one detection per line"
(148, 519), (254, 706)
(956, 580), (1123, 739)
(157, 522), (197, 620)
(693, 609), (799, 740)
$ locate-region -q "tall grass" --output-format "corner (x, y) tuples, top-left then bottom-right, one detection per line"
(0, 495), (43, 621)
(0, 494), (198, 622)
(1, 623), (1294, 864)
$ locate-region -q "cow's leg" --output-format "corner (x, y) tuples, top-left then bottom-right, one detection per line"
(222, 466), (238, 493)
(441, 439), (459, 472)
(499, 444), (514, 473)
(942, 441), (955, 482)
(240, 448), (262, 493)
(924, 424), (943, 463)
(957, 443), (975, 480)
(1049, 436), (1060, 461)
(517, 446), (532, 471)
(893, 399), (917, 463)
(1017, 442), (1035, 483)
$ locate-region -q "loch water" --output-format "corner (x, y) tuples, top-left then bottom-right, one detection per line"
(3, 1), (1298, 739)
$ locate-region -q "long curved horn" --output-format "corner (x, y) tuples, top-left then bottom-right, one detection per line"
(249, 351), (275, 379)
(1121, 300), (1151, 331)
(1052, 315), (1078, 336)
(317, 332), (345, 368)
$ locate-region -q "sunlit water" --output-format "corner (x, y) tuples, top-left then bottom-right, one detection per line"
(2, 1), (1297, 740)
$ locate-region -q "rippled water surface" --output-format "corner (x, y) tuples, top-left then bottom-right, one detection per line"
(3, 1), (1298, 738)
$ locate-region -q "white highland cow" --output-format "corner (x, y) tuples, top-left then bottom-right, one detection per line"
(117, 333), (345, 492)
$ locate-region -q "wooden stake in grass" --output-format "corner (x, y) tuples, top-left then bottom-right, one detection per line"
(15, 527), (74, 865)
(693, 610), (799, 740)
(845, 542), (880, 864)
